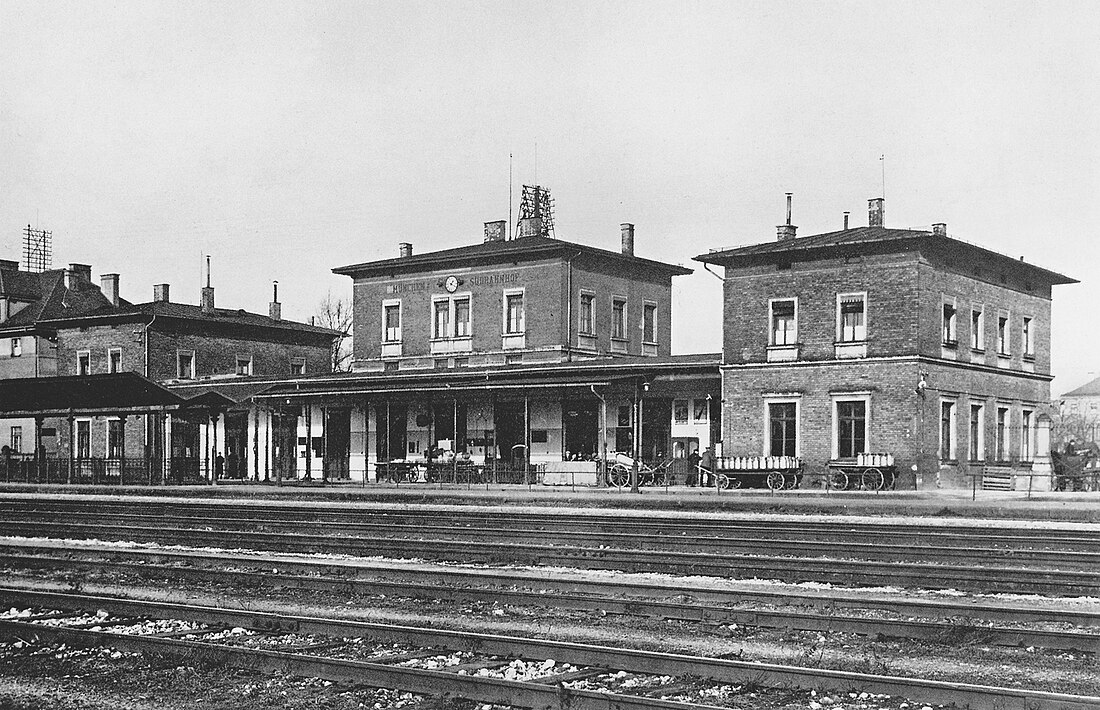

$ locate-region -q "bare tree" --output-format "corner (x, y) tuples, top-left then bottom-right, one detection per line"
(316, 292), (353, 372)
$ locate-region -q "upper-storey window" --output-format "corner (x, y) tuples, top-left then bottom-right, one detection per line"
(642, 302), (657, 344)
(1022, 317), (1034, 356)
(579, 292), (595, 335)
(177, 350), (195, 380)
(997, 313), (1010, 355)
(612, 298), (627, 340)
(10, 338), (21, 357)
(108, 348), (122, 374)
(770, 299), (796, 345)
(971, 308), (984, 350)
(942, 300), (957, 345)
(290, 357), (305, 375)
(383, 301), (401, 342)
(454, 297), (470, 337)
(77, 351), (91, 376)
(433, 294), (472, 339)
(433, 299), (450, 339)
(504, 291), (525, 334)
(236, 356), (253, 376)
(837, 294), (866, 342)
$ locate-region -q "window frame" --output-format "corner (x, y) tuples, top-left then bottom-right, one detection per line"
(432, 292), (474, 340)
(106, 418), (125, 459)
(831, 392), (870, 460)
(971, 307), (985, 351)
(642, 300), (658, 345)
(235, 355), (253, 376)
(77, 350), (91, 376)
(835, 292), (867, 343)
(769, 297), (798, 346)
(673, 399), (689, 425)
(1022, 316), (1034, 357)
(176, 350), (195, 380)
(502, 288), (525, 335)
(764, 396), (801, 458)
(75, 419), (91, 459)
(1021, 409), (1034, 461)
(996, 311), (1010, 355)
(995, 405), (1010, 461)
(10, 425), (22, 454)
(382, 299), (402, 343)
(942, 297), (957, 346)
(940, 398), (958, 461)
(969, 402), (985, 461)
(10, 337), (21, 358)
(611, 296), (628, 341)
(289, 357), (306, 375)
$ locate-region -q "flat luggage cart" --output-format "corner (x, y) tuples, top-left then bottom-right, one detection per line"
(605, 452), (677, 487)
(714, 455), (803, 490)
(826, 453), (897, 491)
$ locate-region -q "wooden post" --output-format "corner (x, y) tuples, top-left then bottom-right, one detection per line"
(305, 403), (312, 481)
(33, 416), (43, 483)
(67, 416), (75, 485)
(524, 395), (530, 486)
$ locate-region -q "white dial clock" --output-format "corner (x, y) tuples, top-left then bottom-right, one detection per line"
(444, 275), (459, 293)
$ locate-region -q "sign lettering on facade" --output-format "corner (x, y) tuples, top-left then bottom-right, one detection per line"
(386, 272), (518, 294)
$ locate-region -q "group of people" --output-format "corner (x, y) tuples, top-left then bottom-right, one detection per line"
(686, 445), (716, 487)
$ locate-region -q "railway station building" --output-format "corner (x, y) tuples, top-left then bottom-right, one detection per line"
(695, 198), (1076, 489)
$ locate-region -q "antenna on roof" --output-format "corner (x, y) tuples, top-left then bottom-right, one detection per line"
(206, 254), (211, 288)
(508, 153), (513, 240)
(880, 154), (886, 200)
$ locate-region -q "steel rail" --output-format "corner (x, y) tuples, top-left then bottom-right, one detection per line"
(1, 520), (1096, 595)
(6, 508), (1096, 569)
(4, 499), (1097, 549)
(1, 588), (1097, 710)
(5, 550), (1098, 653)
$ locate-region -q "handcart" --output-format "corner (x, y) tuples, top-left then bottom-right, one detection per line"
(714, 455), (803, 490)
(826, 452), (897, 491)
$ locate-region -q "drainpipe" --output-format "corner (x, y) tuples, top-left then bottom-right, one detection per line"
(565, 251), (582, 362)
(702, 263), (726, 282)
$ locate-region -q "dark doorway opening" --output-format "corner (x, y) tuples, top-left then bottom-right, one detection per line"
(563, 400), (598, 458)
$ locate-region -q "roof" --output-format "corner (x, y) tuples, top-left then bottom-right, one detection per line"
(0, 270), (117, 330)
(1061, 376), (1100, 399)
(332, 235), (693, 279)
(39, 300), (342, 339)
(0, 373), (187, 417)
(695, 226), (1076, 285)
(169, 379), (281, 405)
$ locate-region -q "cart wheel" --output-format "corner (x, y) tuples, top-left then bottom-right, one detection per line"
(862, 467), (885, 491)
(830, 470), (849, 490)
(715, 473), (739, 490)
(608, 463), (631, 487)
(766, 471), (786, 491)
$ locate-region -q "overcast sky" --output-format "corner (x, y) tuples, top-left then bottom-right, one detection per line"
(1, 1), (1097, 392)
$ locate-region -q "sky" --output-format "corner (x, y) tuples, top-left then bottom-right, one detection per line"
(1, 1), (1098, 392)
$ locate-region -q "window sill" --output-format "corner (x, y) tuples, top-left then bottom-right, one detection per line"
(834, 341), (867, 359)
(430, 338), (472, 355)
(641, 342), (658, 356)
(767, 344), (800, 362)
(501, 332), (526, 350)
(1022, 353), (1036, 362)
(942, 339), (958, 349)
(610, 337), (629, 354)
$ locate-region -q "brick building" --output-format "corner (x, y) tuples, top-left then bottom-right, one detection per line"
(696, 197), (1076, 489)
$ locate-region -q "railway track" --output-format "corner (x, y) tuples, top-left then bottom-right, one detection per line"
(2, 517), (1097, 595)
(4, 542), (1099, 654)
(2, 587), (1097, 710)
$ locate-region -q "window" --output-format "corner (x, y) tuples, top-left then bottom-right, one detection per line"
(693, 399), (709, 423)
(611, 298), (627, 340)
(76, 420), (90, 459)
(107, 419), (124, 459)
(836, 400), (867, 458)
(290, 357), (305, 375)
(942, 301), (957, 344)
(971, 309), (984, 350)
(505, 291), (525, 334)
(768, 402), (797, 457)
(236, 356), (252, 376)
(673, 399), (689, 424)
(177, 351), (195, 379)
(383, 301), (402, 342)
(996, 406), (1009, 460)
(454, 297), (470, 337)
(579, 293), (595, 335)
(1021, 410), (1033, 461)
(9, 426), (22, 454)
(10, 338), (20, 357)
(433, 299), (450, 339)
(1022, 317), (1033, 356)
(770, 299), (797, 345)
(837, 294), (866, 342)
(642, 302), (657, 344)
(969, 403), (984, 461)
(617, 405), (632, 427)
(108, 348), (121, 374)
(997, 314), (1009, 355)
(940, 400), (957, 460)
(77, 351), (91, 376)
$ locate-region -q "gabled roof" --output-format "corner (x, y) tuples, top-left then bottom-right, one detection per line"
(0, 372), (186, 417)
(1061, 376), (1100, 399)
(333, 235), (692, 279)
(0, 267), (47, 301)
(0, 270), (118, 330)
(39, 300), (342, 339)
(695, 226), (1076, 286)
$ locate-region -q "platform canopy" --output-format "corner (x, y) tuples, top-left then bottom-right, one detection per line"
(0, 373), (188, 418)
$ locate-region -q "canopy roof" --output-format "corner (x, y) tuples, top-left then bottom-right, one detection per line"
(0, 373), (187, 417)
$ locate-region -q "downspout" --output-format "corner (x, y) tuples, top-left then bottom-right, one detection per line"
(702, 262), (726, 282)
(144, 312), (157, 378)
(565, 251), (582, 362)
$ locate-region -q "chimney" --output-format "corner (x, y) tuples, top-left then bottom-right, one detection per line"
(153, 283), (171, 302)
(269, 280), (281, 321)
(0, 260), (18, 271)
(868, 197), (885, 227)
(932, 222), (947, 236)
(517, 217), (542, 238)
(69, 263), (92, 282)
(100, 273), (120, 307)
(484, 220), (506, 243)
(201, 255), (215, 314)
(399, 242), (413, 258)
(776, 192), (797, 241)
(843, 212), (850, 230)
(620, 223), (635, 255)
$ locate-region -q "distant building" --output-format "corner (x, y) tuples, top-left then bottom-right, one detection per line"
(696, 198), (1077, 489)
(1057, 377), (1100, 443)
